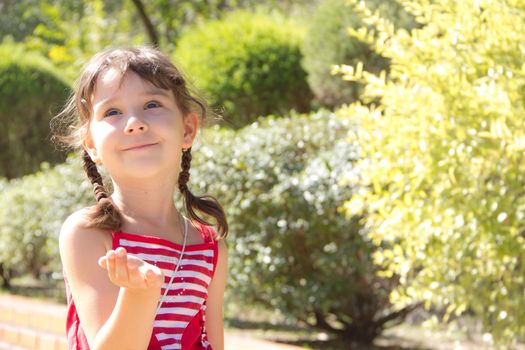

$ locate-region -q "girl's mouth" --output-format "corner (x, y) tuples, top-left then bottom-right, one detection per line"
(123, 143), (158, 151)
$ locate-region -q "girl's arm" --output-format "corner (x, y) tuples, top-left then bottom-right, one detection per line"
(59, 210), (164, 350)
(205, 239), (229, 350)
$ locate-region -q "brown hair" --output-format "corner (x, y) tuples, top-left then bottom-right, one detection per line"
(51, 46), (228, 239)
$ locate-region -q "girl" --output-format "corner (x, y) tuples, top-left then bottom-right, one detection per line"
(52, 46), (228, 350)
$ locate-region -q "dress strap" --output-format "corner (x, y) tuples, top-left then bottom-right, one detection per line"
(195, 221), (216, 243)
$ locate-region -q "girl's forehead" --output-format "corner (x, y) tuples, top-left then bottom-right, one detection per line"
(97, 67), (123, 88)
(91, 68), (166, 102)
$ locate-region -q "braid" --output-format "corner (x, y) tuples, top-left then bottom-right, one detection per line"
(81, 150), (123, 231)
(82, 151), (108, 202)
(178, 148), (228, 239)
(178, 148), (191, 194)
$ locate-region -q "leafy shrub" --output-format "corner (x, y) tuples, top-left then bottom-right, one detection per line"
(0, 43), (70, 178)
(1, 110), (412, 343)
(173, 10), (313, 128)
(0, 156), (91, 287)
(337, 0), (525, 346)
(302, 0), (415, 109)
(190, 111), (415, 342)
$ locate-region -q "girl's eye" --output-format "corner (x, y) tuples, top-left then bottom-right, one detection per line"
(104, 109), (121, 118)
(145, 101), (162, 109)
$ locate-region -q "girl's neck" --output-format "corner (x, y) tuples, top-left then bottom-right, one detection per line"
(110, 181), (182, 232)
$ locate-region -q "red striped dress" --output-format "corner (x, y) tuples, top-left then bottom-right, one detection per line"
(64, 222), (219, 350)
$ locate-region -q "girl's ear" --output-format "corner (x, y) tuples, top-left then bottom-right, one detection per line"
(81, 127), (102, 164)
(182, 112), (199, 149)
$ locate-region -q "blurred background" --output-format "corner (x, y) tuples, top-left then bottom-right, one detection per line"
(0, 0), (524, 349)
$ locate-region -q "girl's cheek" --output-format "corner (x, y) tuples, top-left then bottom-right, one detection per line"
(155, 113), (178, 128)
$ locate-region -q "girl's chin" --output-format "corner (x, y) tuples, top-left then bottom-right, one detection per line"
(109, 162), (174, 180)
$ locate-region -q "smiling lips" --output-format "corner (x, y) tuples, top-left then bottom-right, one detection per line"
(122, 143), (158, 151)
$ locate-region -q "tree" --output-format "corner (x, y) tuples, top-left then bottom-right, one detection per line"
(337, 0), (525, 346)
(14, 0), (316, 79)
(302, 0), (415, 108)
(130, 0), (159, 46)
(0, 0), (45, 41)
(23, 0), (144, 79)
(134, 0), (316, 48)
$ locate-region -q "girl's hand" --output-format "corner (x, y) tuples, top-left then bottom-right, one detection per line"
(98, 247), (164, 290)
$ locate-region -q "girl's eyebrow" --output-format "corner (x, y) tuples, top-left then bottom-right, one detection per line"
(141, 88), (171, 98)
(94, 88), (171, 110)
(93, 96), (119, 111)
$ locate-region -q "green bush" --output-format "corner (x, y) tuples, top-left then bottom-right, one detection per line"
(0, 157), (91, 287)
(1, 111), (412, 343)
(0, 43), (71, 179)
(173, 10), (313, 128)
(191, 111), (414, 343)
(337, 0), (525, 346)
(302, 0), (415, 108)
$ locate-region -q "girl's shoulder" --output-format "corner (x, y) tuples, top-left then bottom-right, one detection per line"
(59, 207), (113, 256)
(59, 208), (121, 347)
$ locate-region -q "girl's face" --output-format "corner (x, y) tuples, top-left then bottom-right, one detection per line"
(83, 68), (198, 182)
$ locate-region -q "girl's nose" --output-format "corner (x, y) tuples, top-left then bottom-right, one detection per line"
(124, 116), (149, 134)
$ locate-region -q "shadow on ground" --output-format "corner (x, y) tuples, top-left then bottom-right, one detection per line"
(226, 317), (431, 350)
(2, 284), (65, 303)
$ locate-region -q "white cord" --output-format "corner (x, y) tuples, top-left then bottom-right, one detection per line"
(155, 214), (188, 315)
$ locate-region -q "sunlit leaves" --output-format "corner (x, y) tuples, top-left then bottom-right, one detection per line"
(339, 0), (525, 345)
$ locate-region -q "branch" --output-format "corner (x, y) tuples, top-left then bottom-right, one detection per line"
(313, 309), (345, 335)
(130, 0), (159, 46)
(374, 302), (422, 327)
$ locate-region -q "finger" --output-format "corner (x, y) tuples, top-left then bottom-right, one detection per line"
(106, 250), (116, 282)
(126, 256), (141, 269)
(114, 247), (129, 282)
(127, 259), (145, 286)
(143, 269), (157, 288)
(140, 264), (164, 289)
(98, 256), (107, 269)
(115, 246), (127, 255)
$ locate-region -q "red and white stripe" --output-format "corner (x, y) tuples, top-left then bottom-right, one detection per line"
(114, 232), (216, 350)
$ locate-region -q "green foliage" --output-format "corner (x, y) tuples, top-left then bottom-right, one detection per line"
(5, 0), (316, 79)
(23, 0), (146, 79)
(337, 0), (525, 346)
(0, 111), (407, 343)
(0, 0), (46, 41)
(174, 10), (313, 128)
(302, 0), (415, 108)
(141, 0), (316, 47)
(190, 111), (408, 342)
(0, 156), (91, 285)
(0, 42), (70, 178)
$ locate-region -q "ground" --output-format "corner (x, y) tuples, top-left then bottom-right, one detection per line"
(2, 276), (524, 350)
